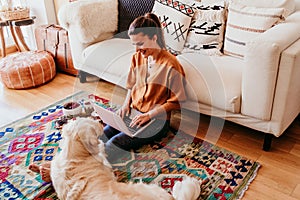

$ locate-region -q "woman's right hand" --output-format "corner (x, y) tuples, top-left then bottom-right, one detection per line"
(118, 105), (131, 119)
(118, 89), (132, 118)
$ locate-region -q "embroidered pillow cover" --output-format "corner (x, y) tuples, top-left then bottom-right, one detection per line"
(223, 3), (285, 58)
(152, 0), (195, 55)
(183, 1), (226, 55)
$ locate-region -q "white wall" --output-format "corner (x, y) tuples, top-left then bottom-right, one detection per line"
(54, 0), (69, 16)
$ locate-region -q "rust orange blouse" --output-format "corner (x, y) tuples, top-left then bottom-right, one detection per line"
(126, 49), (186, 119)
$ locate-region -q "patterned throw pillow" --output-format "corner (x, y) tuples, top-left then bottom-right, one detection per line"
(182, 1), (226, 55)
(223, 3), (285, 58)
(152, 0), (195, 55)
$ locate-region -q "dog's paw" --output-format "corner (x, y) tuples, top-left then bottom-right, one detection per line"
(172, 176), (201, 200)
(97, 142), (112, 169)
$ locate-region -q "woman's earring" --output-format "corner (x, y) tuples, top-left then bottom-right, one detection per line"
(153, 35), (158, 42)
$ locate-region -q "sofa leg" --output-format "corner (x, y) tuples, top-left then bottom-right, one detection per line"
(78, 70), (87, 83)
(263, 134), (273, 151)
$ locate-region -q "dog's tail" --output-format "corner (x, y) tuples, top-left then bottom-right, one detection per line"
(66, 179), (87, 200)
(172, 176), (201, 200)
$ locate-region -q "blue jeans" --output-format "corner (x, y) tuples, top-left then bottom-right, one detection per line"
(101, 120), (170, 161)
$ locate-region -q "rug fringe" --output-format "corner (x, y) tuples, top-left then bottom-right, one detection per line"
(237, 162), (261, 200)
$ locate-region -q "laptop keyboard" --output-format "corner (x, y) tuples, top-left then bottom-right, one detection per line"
(123, 116), (140, 134)
(123, 116), (160, 135)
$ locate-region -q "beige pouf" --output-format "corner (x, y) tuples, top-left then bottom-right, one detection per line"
(0, 51), (56, 89)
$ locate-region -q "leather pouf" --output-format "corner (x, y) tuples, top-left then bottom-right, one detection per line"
(0, 51), (56, 89)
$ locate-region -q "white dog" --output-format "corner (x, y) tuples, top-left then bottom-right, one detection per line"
(50, 118), (201, 200)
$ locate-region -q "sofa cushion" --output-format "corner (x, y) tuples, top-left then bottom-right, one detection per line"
(117, 0), (155, 38)
(152, 0), (195, 55)
(82, 36), (243, 113)
(177, 53), (243, 113)
(82, 38), (135, 87)
(223, 3), (285, 58)
(183, 1), (226, 55)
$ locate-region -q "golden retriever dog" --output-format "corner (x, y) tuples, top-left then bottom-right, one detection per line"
(51, 117), (201, 200)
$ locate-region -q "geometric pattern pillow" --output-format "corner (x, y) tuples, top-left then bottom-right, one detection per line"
(223, 3), (285, 58)
(152, 0), (195, 55)
(182, 1), (226, 55)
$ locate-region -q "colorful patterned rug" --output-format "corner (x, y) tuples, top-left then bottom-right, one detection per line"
(0, 91), (260, 200)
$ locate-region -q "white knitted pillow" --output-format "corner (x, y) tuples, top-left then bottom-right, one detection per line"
(152, 0), (195, 55)
(223, 3), (285, 58)
(182, 1), (226, 55)
(58, 0), (118, 44)
(231, 0), (295, 17)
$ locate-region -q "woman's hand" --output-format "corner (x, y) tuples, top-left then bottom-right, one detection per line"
(129, 113), (151, 128)
(118, 89), (132, 119)
(117, 105), (131, 119)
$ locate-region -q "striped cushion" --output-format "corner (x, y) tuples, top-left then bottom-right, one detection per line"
(223, 3), (285, 58)
(232, 0), (295, 17)
(0, 51), (56, 89)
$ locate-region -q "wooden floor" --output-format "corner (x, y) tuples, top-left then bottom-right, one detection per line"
(1, 73), (299, 200)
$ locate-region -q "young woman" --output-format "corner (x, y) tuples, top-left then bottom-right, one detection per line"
(103, 13), (187, 160)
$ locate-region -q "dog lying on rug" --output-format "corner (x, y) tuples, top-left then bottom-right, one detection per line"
(49, 118), (201, 200)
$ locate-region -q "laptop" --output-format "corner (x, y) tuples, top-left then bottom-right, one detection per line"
(92, 102), (157, 137)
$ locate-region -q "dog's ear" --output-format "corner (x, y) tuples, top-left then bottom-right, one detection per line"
(76, 120), (103, 155)
(61, 119), (76, 138)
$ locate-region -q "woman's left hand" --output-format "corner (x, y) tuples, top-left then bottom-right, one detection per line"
(129, 113), (151, 128)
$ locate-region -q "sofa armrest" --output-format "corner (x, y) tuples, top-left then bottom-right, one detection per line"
(271, 38), (300, 136)
(242, 11), (300, 120)
(57, 0), (118, 44)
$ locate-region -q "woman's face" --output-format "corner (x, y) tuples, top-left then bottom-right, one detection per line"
(129, 33), (159, 58)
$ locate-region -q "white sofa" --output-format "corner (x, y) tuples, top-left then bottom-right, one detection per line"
(58, 0), (300, 150)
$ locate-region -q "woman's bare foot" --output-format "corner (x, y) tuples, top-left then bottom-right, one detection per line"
(41, 162), (51, 168)
(29, 162), (52, 182)
(29, 164), (40, 173)
(40, 166), (51, 182)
